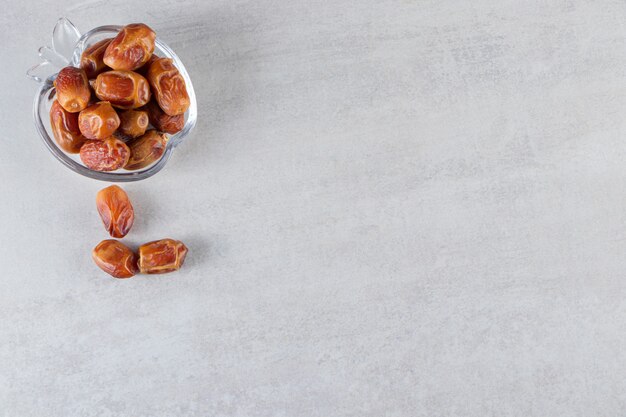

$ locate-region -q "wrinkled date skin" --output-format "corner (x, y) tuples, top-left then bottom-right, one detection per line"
(92, 239), (138, 278)
(49, 100), (86, 153)
(80, 137), (130, 171)
(145, 100), (184, 134)
(125, 130), (168, 170)
(138, 239), (188, 274)
(94, 70), (151, 109)
(147, 58), (190, 116)
(118, 109), (149, 138)
(78, 101), (120, 140)
(80, 38), (113, 78)
(96, 185), (135, 238)
(103, 23), (156, 71)
(54, 66), (91, 113)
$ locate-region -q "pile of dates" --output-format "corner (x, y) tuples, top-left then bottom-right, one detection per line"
(92, 185), (188, 278)
(50, 23), (189, 171)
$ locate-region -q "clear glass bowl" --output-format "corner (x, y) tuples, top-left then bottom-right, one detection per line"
(27, 18), (197, 182)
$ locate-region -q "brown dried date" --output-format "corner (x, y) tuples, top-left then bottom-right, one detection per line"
(78, 101), (120, 140)
(103, 23), (155, 71)
(118, 109), (149, 138)
(138, 239), (188, 274)
(96, 185), (134, 238)
(49, 100), (86, 153)
(92, 239), (138, 278)
(54, 66), (91, 113)
(80, 137), (130, 171)
(125, 130), (168, 170)
(144, 100), (184, 134)
(147, 58), (190, 116)
(80, 38), (113, 78)
(94, 70), (151, 109)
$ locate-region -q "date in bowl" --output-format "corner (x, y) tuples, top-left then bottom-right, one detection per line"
(27, 18), (197, 182)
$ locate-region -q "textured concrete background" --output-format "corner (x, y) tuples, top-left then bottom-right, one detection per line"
(2, 0), (626, 415)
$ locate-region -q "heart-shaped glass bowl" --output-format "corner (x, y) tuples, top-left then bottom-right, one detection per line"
(27, 18), (197, 182)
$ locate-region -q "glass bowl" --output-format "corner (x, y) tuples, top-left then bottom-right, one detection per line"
(27, 18), (197, 182)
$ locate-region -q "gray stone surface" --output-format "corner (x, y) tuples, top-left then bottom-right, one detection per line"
(2, 0), (626, 415)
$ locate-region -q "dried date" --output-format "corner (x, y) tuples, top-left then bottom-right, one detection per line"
(118, 109), (149, 138)
(78, 101), (120, 140)
(80, 137), (130, 171)
(80, 38), (113, 78)
(144, 100), (184, 134)
(54, 66), (91, 113)
(138, 239), (188, 274)
(103, 23), (156, 71)
(94, 70), (151, 109)
(49, 100), (86, 153)
(96, 185), (135, 238)
(125, 130), (168, 170)
(92, 239), (138, 278)
(147, 58), (190, 116)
